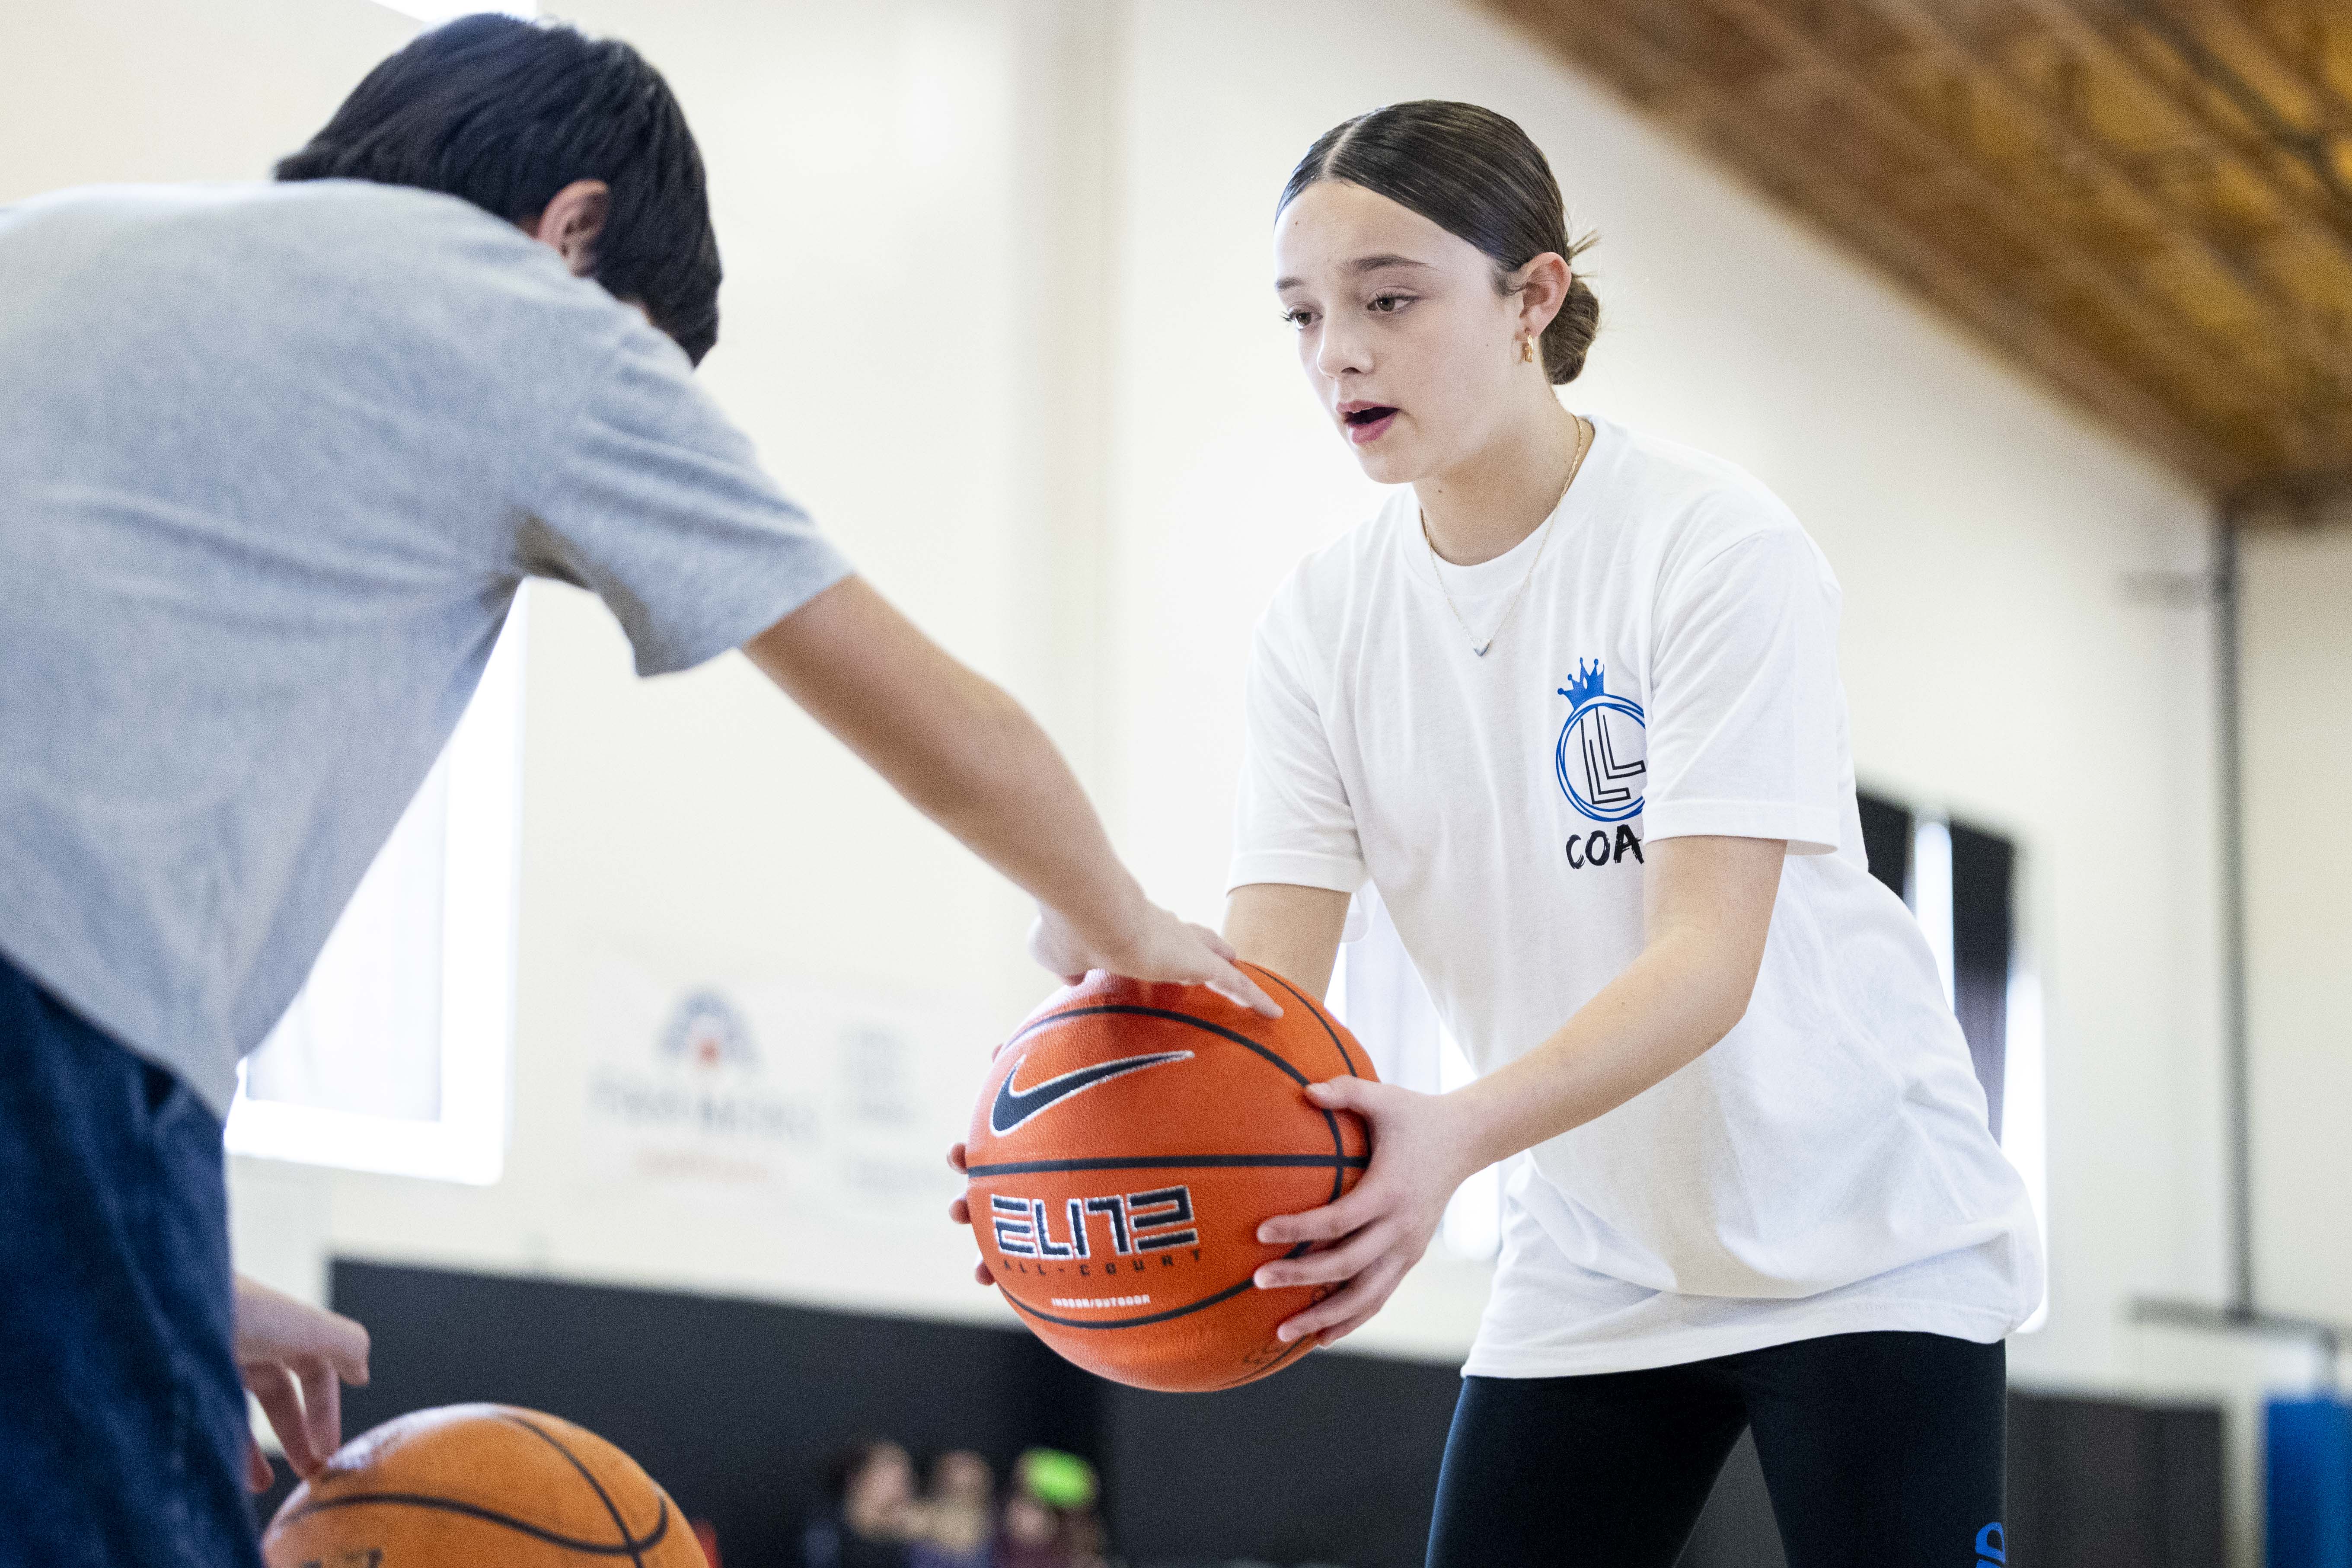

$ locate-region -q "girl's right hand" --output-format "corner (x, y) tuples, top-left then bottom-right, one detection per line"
(1251, 1076), (1484, 1347)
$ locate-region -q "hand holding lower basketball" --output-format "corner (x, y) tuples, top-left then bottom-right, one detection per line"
(1250, 1077), (1478, 1348)
(1027, 901), (1281, 1019)
(233, 1274), (371, 1489)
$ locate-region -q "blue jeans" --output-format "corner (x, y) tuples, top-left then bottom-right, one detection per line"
(0, 952), (261, 1568)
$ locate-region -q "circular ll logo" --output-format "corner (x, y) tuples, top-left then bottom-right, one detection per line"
(1555, 660), (1647, 823)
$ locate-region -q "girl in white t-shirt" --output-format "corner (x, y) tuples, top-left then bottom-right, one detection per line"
(1223, 102), (2042, 1567)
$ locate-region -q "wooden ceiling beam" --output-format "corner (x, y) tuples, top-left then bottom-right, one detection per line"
(2008, 0), (2352, 255)
(1692, 0), (2291, 435)
(2113, 0), (2352, 213)
(1892, 0), (2335, 326)
(1478, 0), (2250, 488)
(2205, 0), (2352, 141)
(1867, 0), (2348, 452)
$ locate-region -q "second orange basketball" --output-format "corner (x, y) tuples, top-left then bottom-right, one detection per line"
(964, 962), (1374, 1393)
(262, 1404), (702, 1568)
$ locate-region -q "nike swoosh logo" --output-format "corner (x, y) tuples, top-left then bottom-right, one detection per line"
(989, 1050), (1194, 1136)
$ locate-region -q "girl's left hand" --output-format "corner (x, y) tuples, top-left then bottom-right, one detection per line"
(1250, 1077), (1485, 1347)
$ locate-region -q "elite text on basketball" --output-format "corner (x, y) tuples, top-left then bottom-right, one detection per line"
(990, 1185), (1199, 1260)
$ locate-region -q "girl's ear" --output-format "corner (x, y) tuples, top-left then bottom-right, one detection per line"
(1513, 250), (1572, 341)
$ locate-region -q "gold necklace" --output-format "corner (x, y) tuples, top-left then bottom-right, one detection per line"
(1420, 415), (1592, 658)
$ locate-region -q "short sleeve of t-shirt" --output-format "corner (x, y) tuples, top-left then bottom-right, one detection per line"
(518, 322), (854, 676)
(1642, 508), (1848, 855)
(1229, 593), (1368, 894)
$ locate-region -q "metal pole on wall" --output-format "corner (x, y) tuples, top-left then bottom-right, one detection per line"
(2133, 502), (2342, 1387)
(2213, 511), (2253, 1318)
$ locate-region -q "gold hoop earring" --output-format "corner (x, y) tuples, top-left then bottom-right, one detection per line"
(1520, 337), (1537, 365)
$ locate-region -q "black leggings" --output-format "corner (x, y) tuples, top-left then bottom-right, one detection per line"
(1427, 1331), (2007, 1568)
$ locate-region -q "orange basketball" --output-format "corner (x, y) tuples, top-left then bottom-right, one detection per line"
(964, 962), (1374, 1392)
(262, 1404), (703, 1568)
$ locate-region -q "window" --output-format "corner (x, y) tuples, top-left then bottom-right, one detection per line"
(1865, 789), (2049, 1330)
(224, 596), (527, 1184)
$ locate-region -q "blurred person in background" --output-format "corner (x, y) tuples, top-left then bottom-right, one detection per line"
(908, 1449), (995, 1568)
(994, 1494), (1066, 1568)
(995, 1450), (1108, 1568)
(1057, 1504), (1111, 1568)
(803, 1440), (919, 1568)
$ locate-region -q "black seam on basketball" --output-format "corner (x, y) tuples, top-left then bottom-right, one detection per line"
(279, 1491), (672, 1555)
(1000, 1236), (1313, 1333)
(1003, 1269), (1264, 1330)
(964, 1154), (1368, 1176)
(500, 1413), (649, 1568)
(1006, 1005), (1310, 1084)
(1257, 1334), (1319, 1379)
(1248, 966), (1358, 1199)
(1320, 1105), (1345, 1201)
(1204, 1333), (1318, 1391)
(1252, 966), (1360, 1078)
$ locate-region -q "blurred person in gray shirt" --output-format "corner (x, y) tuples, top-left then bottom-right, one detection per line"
(0, 19), (1270, 1565)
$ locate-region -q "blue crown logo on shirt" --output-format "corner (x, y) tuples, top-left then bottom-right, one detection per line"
(1557, 659), (1609, 711)
(1554, 658), (1645, 825)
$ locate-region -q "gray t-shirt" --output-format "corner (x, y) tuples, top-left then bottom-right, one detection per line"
(0, 181), (852, 1115)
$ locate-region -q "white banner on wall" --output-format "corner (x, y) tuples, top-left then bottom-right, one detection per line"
(573, 963), (990, 1233)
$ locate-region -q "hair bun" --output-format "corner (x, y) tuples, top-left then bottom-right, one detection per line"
(1543, 263), (1601, 385)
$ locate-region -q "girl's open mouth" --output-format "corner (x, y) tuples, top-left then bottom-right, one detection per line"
(1341, 405), (1400, 444)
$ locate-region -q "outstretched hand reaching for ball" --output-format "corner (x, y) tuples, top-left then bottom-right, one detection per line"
(234, 1274), (371, 1491)
(743, 580), (1276, 1020)
(1028, 902), (1279, 1019)
(1248, 1077), (1480, 1348)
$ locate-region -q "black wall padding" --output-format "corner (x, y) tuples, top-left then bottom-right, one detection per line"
(329, 1260), (1100, 1565)
(2009, 1392), (2227, 1568)
(324, 1265), (2227, 1568)
(1949, 819), (2017, 1139)
(1100, 1357), (1461, 1567)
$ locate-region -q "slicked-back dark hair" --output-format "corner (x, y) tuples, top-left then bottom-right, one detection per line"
(1280, 100), (1599, 384)
(277, 14), (721, 364)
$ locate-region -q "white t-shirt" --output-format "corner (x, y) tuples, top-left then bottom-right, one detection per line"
(1229, 415), (2043, 1376)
